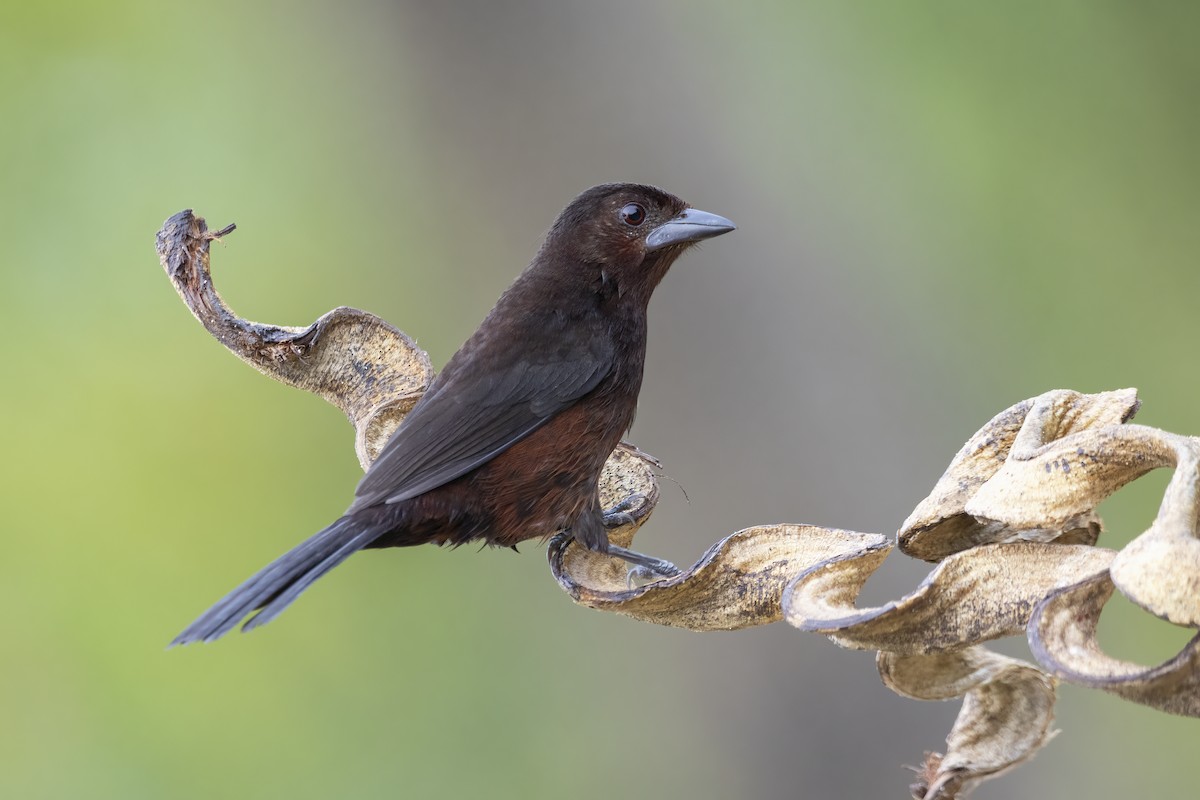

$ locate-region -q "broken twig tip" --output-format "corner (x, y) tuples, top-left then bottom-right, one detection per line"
(207, 222), (237, 240)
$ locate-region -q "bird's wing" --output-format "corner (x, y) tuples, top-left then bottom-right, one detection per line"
(349, 326), (613, 511)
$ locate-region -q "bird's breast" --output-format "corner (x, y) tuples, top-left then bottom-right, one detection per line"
(472, 385), (635, 546)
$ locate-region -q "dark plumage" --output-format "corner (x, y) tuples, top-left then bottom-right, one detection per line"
(172, 183), (735, 645)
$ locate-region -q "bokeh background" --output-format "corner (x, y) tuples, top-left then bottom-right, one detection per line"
(3, 2), (1197, 797)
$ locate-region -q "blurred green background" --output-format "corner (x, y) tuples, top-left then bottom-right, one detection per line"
(2, 2), (1197, 798)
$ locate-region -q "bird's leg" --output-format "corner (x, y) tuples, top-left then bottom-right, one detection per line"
(598, 494), (682, 586)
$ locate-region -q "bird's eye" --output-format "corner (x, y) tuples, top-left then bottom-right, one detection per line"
(619, 203), (646, 226)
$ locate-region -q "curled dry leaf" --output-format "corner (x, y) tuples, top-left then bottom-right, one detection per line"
(552, 512), (887, 630)
(1029, 571), (1200, 717)
(898, 389), (1138, 562)
(1108, 432), (1200, 626)
(783, 542), (1115, 654)
(891, 384), (1200, 712)
(158, 211), (1200, 799)
(553, 437), (888, 631)
(881, 647), (1057, 800)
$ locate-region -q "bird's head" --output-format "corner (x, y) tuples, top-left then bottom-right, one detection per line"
(542, 183), (735, 301)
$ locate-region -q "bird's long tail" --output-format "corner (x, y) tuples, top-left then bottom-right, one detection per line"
(171, 517), (380, 646)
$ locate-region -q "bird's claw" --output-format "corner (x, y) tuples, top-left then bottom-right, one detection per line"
(626, 563), (680, 589)
(604, 543), (681, 589)
(600, 495), (679, 588)
(638, 556), (682, 578)
(602, 493), (648, 529)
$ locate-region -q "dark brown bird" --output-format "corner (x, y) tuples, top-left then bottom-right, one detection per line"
(172, 183), (735, 645)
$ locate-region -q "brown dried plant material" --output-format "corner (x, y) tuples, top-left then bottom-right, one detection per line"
(156, 210), (433, 470)
(898, 389), (1138, 562)
(783, 542), (1115, 653)
(881, 648), (1058, 799)
(552, 511), (887, 630)
(1108, 432), (1200, 627)
(551, 439), (888, 631)
(157, 211), (1200, 798)
(1029, 571), (1200, 717)
(908, 752), (955, 800)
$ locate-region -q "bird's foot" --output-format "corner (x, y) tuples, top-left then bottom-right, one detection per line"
(602, 493), (648, 529)
(598, 495), (678, 587)
(605, 543), (682, 589)
(625, 564), (671, 589)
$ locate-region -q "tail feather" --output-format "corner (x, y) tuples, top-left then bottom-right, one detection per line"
(171, 517), (379, 646)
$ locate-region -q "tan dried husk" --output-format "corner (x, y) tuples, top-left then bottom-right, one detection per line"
(158, 211), (1200, 798)
(881, 647), (1059, 800)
